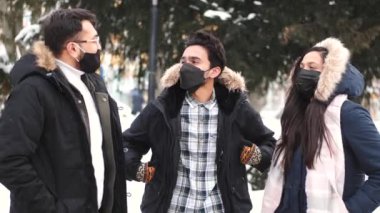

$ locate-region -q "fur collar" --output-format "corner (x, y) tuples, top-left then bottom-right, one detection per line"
(160, 63), (247, 92)
(314, 37), (350, 102)
(31, 41), (58, 72)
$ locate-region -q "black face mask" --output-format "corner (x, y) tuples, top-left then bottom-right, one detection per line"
(295, 68), (321, 100)
(179, 63), (208, 93)
(78, 49), (101, 73)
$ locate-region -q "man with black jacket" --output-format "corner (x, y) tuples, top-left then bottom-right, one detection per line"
(123, 31), (276, 213)
(0, 8), (126, 213)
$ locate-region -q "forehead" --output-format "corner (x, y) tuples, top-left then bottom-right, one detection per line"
(182, 45), (209, 60)
(302, 51), (323, 65)
(77, 20), (97, 38)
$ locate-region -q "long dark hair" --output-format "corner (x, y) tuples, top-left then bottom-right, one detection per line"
(275, 46), (329, 172)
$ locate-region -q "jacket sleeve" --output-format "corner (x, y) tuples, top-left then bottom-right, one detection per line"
(0, 83), (56, 212)
(236, 99), (277, 172)
(341, 102), (380, 212)
(122, 103), (154, 181)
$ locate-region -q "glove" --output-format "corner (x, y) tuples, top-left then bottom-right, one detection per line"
(136, 162), (156, 183)
(144, 165), (156, 183)
(240, 143), (262, 165)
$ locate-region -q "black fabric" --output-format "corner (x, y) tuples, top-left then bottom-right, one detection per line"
(95, 92), (117, 213)
(275, 147), (307, 213)
(0, 54), (127, 213)
(123, 82), (276, 213)
(295, 69), (320, 100)
(81, 74), (96, 96)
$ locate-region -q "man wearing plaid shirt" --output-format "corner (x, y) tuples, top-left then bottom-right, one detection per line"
(123, 31), (276, 212)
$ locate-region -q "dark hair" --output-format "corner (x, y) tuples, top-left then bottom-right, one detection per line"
(185, 30), (226, 70)
(42, 8), (97, 56)
(275, 46), (329, 172)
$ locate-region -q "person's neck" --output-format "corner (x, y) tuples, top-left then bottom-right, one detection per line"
(57, 54), (80, 70)
(191, 80), (214, 103)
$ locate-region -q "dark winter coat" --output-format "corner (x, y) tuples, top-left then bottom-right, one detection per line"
(0, 41), (127, 213)
(338, 66), (380, 212)
(312, 38), (380, 212)
(123, 63), (276, 213)
(269, 38), (380, 213)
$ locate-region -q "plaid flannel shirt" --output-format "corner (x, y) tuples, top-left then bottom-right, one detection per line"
(168, 91), (224, 213)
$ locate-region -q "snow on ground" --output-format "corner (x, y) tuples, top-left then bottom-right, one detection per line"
(0, 104), (379, 212)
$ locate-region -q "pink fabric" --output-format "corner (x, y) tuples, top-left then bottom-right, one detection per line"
(262, 95), (348, 213)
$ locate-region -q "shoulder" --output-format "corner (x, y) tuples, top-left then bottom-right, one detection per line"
(235, 93), (255, 111)
(233, 93), (263, 121)
(140, 101), (163, 119)
(340, 100), (379, 143)
(341, 100), (371, 123)
(12, 74), (52, 95)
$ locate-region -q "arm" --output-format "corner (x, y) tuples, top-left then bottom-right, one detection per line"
(341, 102), (380, 212)
(122, 103), (155, 181)
(236, 99), (277, 172)
(0, 83), (55, 212)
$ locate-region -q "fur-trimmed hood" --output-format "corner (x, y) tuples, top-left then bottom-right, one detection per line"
(10, 41), (58, 86)
(313, 37), (364, 101)
(160, 63), (247, 92)
(31, 41), (57, 71)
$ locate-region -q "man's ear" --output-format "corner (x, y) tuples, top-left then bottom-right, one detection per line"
(209, 66), (222, 78)
(66, 42), (80, 59)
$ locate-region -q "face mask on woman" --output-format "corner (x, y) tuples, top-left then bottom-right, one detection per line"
(295, 68), (321, 100)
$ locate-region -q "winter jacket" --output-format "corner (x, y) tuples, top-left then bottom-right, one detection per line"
(264, 38), (380, 213)
(123, 64), (276, 213)
(314, 38), (380, 212)
(0, 41), (127, 213)
(339, 68), (380, 212)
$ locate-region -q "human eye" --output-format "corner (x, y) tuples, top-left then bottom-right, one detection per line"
(190, 59), (200, 65)
(309, 63), (321, 71)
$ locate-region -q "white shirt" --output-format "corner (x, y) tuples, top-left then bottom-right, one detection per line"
(56, 59), (104, 208)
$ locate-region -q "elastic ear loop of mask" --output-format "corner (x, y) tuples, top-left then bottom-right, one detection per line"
(71, 43), (86, 62)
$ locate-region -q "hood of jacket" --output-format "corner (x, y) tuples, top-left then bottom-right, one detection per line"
(10, 41), (58, 86)
(160, 63), (247, 92)
(155, 63), (248, 117)
(313, 37), (364, 102)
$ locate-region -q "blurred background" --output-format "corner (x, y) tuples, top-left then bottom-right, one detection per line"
(1, 0), (380, 212)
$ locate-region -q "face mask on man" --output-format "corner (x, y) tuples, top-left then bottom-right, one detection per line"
(75, 45), (101, 73)
(179, 63), (210, 93)
(295, 68), (321, 100)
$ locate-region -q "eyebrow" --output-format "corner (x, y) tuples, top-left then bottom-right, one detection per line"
(301, 61), (320, 66)
(181, 56), (201, 61)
